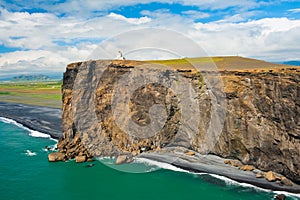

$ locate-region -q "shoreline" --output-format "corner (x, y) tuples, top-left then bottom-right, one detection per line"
(0, 102), (62, 139)
(1, 102), (299, 195)
(139, 149), (300, 194)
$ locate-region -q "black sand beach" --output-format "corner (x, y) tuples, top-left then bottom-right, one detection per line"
(0, 101), (299, 194)
(0, 102), (62, 138)
(139, 149), (300, 193)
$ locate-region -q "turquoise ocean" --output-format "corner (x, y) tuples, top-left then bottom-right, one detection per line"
(0, 117), (299, 200)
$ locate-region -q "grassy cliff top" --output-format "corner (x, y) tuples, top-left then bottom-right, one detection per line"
(146, 56), (299, 71)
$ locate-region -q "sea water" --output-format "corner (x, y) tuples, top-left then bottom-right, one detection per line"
(0, 118), (299, 200)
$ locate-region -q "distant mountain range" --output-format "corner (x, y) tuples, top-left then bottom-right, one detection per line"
(12, 74), (51, 81)
(0, 73), (63, 82)
(281, 61), (300, 66)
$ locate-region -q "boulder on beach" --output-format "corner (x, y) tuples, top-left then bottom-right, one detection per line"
(239, 165), (255, 171)
(256, 172), (264, 178)
(87, 158), (94, 162)
(280, 177), (293, 186)
(48, 152), (65, 162)
(185, 151), (195, 156)
(265, 171), (277, 182)
(116, 155), (128, 165)
(224, 159), (242, 167)
(132, 150), (140, 156)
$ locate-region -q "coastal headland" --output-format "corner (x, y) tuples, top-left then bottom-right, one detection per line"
(1, 56), (299, 194)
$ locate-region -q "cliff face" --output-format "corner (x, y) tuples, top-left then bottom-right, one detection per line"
(58, 60), (300, 184)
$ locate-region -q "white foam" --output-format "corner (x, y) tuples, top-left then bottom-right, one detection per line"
(273, 191), (300, 199)
(0, 117), (52, 139)
(208, 173), (270, 192)
(25, 150), (36, 156)
(145, 167), (158, 173)
(135, 157), (300, 198)
(43, 144), (57, 152)
(96, 156), (112, 161)
(135, 158), (189, 173)
(29, 130), (51, 138)
(208, 172), (300, 198)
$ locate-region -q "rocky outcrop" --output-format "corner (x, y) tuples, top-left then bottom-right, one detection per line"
(57, 59), (300, 184)
(48, 152), (65, 162)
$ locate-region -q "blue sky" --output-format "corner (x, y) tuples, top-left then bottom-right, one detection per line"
(0, 0), (300, 76)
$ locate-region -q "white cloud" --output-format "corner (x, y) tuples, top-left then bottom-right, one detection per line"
(192, 17), (300, 61)
(181, 10), (210, 19)
(108, 13), (151, 24)
(0, 5), (300, 77)
(0, 0), (272, 17)
(288, 8), (300, 13)
(0, 47), (93, 75)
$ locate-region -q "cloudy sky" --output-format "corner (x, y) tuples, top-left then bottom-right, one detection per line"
(0, 0), (300, 77)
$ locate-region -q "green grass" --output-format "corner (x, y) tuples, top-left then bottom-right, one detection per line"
(0, 81), (62, 108)
(0, 81), (62, 90)
(146, 57), (224, 67)
(0, 91), (11, 95)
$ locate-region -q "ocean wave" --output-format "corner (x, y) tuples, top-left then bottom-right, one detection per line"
(273, 191), (300, 199)
(43, 144), (57, 152)
(29, 130), (51, 138)
(204, 174), (300, 199)
(25, 150), (36, 156)
(208, 173), (270, 192)
(0, 117), (55, 141)
(135, 157), (189, 173)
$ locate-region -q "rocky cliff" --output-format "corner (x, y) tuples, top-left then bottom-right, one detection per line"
(57, 59), (300, 184)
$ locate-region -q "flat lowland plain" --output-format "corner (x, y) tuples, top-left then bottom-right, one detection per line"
(0, 81), (62, 108)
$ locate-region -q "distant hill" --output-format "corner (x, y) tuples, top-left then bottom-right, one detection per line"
(12, 74), (50, 82)
(282, 61), (300, 66)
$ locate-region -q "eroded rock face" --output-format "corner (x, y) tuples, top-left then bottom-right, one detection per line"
(58, 60), (300, 184)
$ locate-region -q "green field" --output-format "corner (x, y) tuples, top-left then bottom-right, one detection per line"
(0, 81), (62, 108)
(146, 57), (223, 69)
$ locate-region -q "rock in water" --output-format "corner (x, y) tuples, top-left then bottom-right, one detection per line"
(116, 155), (128, 165)
(265, 171), (277, 182)
(48, 152), (65, 162)
(85, 163), (95, 168)
(75, 155), (86, 163)
(275, 194), (286, 200)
